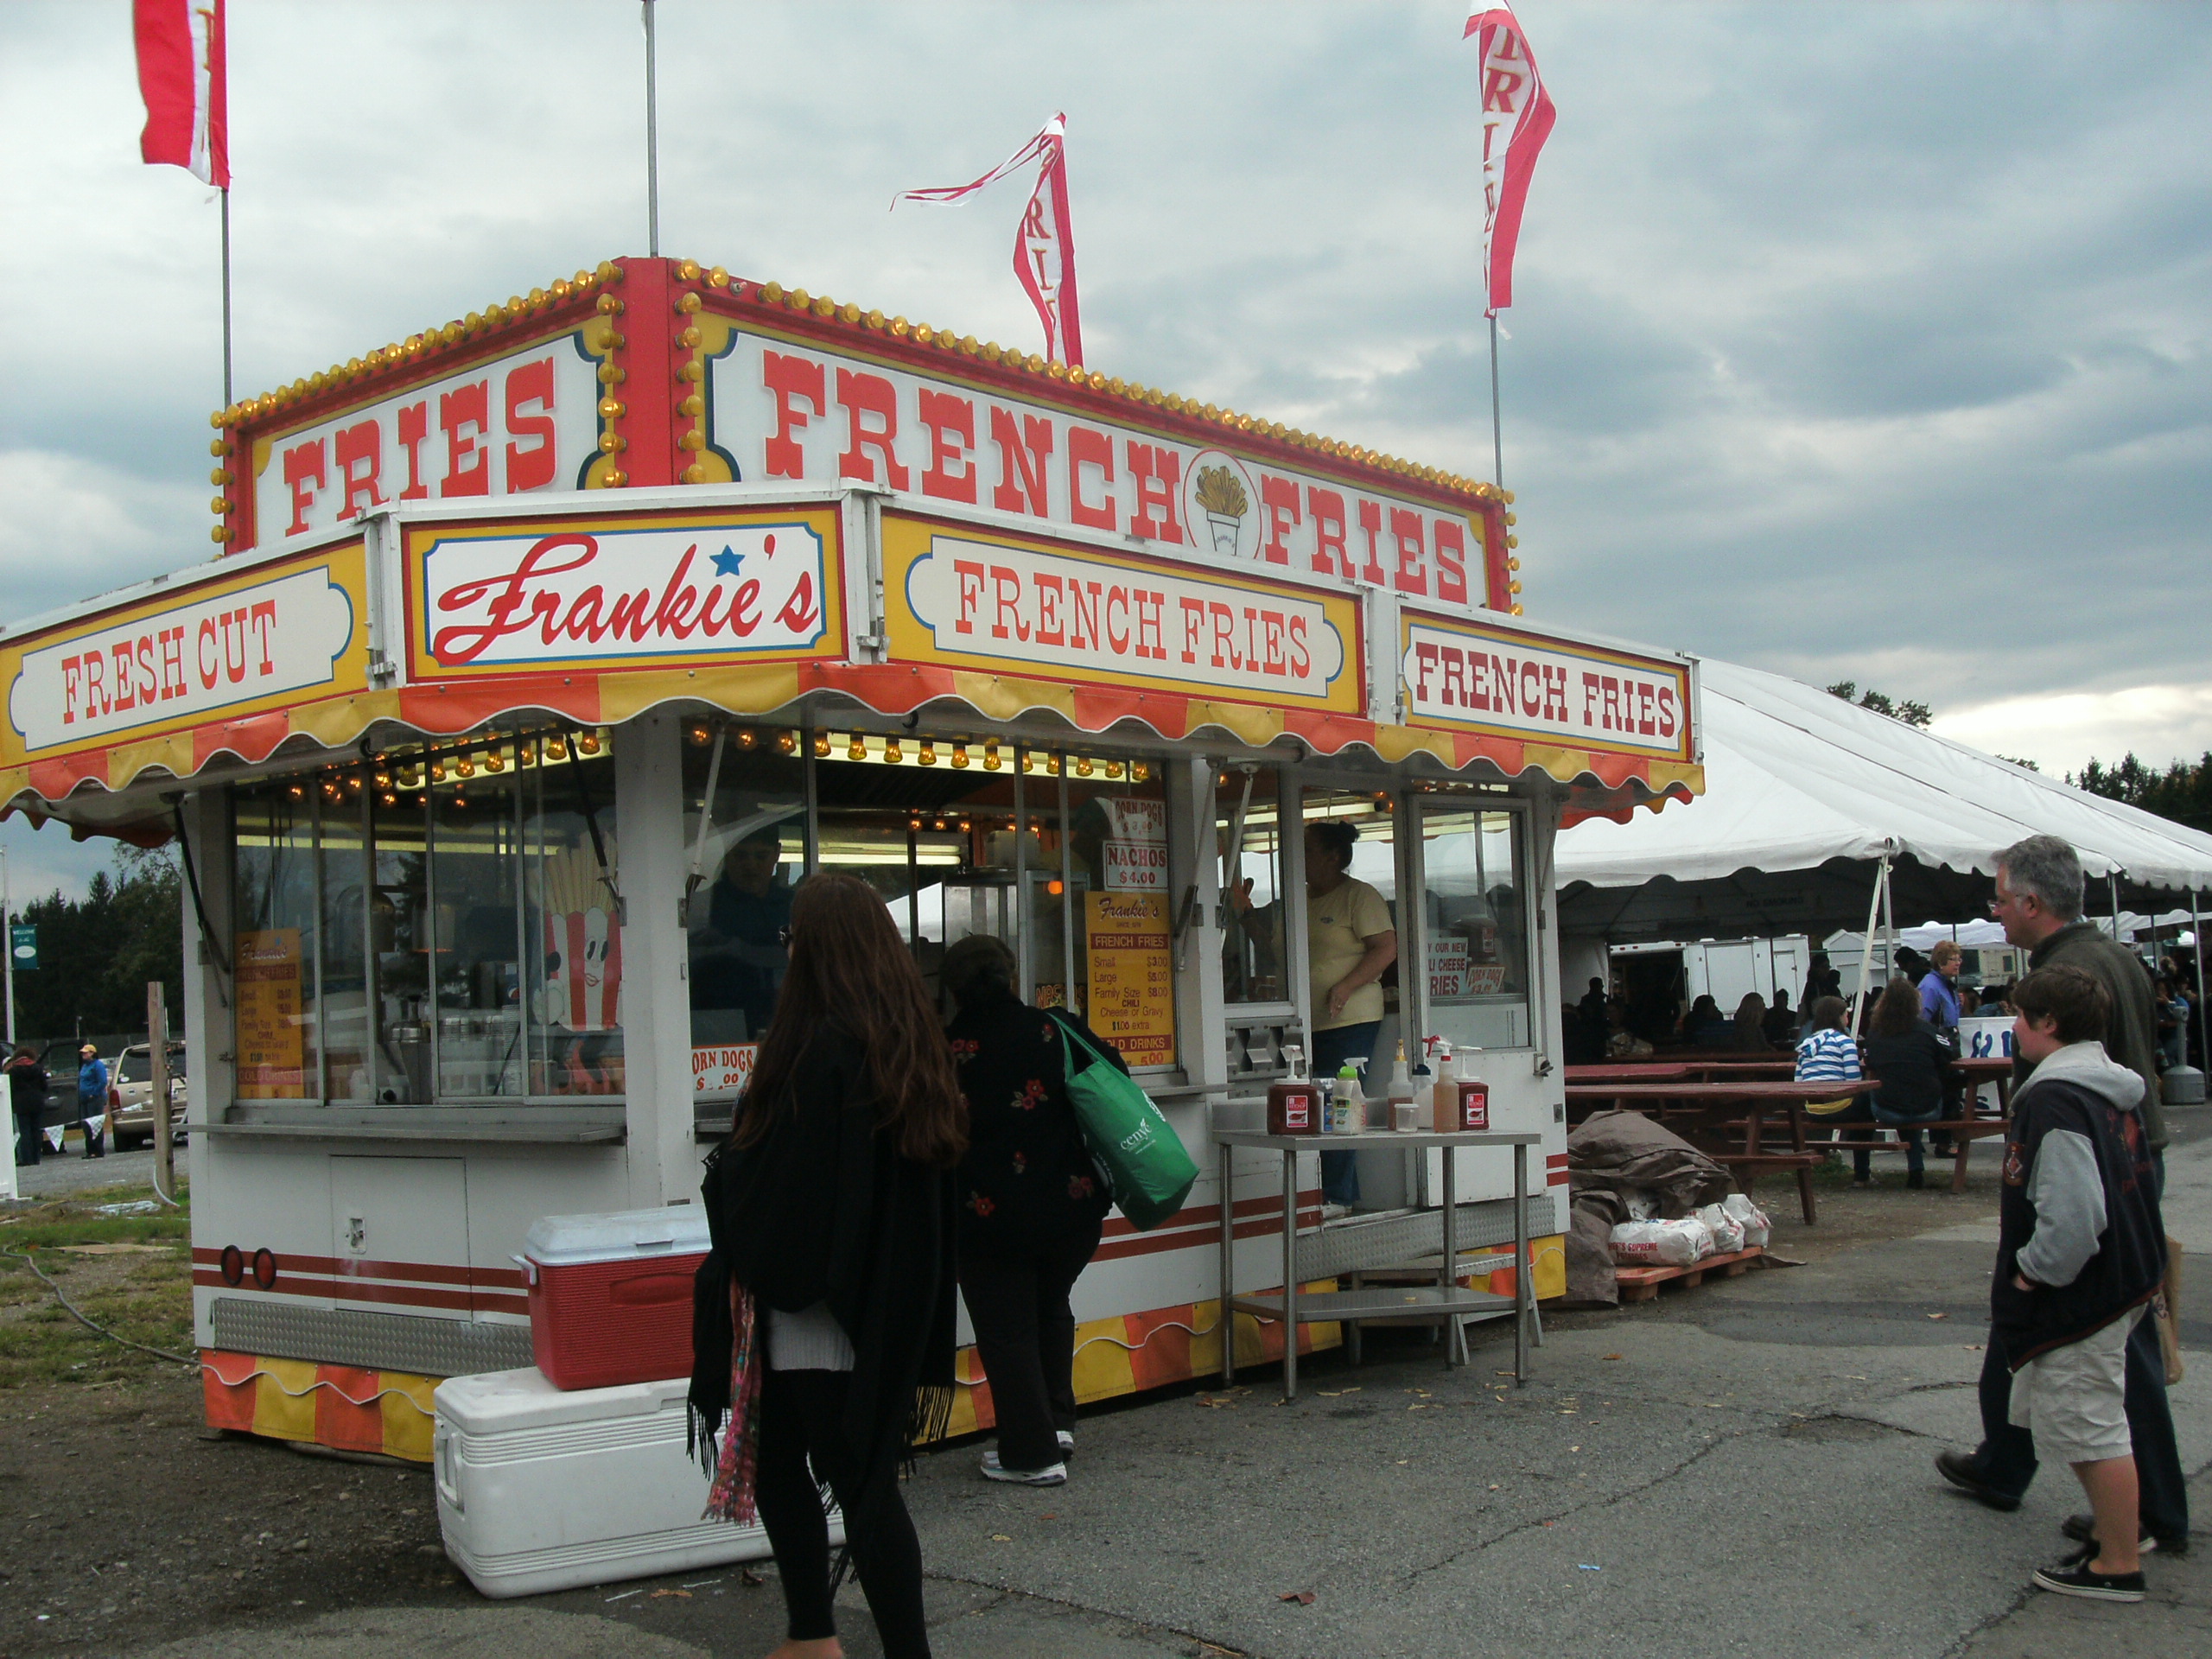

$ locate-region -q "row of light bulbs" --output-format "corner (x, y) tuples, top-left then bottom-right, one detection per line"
(282, 730), (609, 810)
(686, 724), (1151, 782)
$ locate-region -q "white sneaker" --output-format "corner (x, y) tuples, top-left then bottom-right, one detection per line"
(1056, 1430), (1075, 1456)
(981, 1451), (1066, 1485)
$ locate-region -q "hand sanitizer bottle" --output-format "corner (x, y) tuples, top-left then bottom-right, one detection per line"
(1333, 1058), (1364, 1133)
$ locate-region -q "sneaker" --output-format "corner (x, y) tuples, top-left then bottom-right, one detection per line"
(1851, 1176), (1873, 1188)
(1935, 1451), (2022, 1513)
(2062, 1512), (2182, 1556)
(2031, 1559), (2145, 1602)
(981, 1451), (1066, 1486)
(1056, 1430), (1075, 1457)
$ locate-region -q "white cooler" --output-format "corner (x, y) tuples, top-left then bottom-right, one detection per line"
(435, 1365), (829, 1599)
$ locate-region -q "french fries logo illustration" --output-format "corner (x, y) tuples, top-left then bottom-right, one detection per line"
(1193, 464), (1249, 555)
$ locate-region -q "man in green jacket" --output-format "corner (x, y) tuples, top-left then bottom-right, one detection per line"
(1936, 835), (2188, 1556)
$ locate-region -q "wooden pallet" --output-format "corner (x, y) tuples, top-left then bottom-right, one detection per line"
(1612, 1246), (1765, 1302)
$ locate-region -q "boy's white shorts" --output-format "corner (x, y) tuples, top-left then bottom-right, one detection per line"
(2008, 1305), (2144, 1465)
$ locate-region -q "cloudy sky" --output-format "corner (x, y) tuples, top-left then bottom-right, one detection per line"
(2, 0), (2208, 897)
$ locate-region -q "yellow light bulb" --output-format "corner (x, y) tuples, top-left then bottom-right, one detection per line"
(849, 734), (868, 761)
(951, 744), (969, 770)
(813, 731), (830, 758)
(918, 741), (937, 766)
(884, 738), (903, 764)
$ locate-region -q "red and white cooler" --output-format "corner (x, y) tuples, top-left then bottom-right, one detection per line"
(521, 1206), (711, 1391)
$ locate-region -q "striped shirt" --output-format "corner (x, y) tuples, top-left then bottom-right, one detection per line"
(1795, 1027), (1862, 1084)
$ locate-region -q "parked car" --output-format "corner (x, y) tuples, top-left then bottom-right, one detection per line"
(111, 1042), (188, 1150)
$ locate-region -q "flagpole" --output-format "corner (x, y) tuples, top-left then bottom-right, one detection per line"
(219, 187), (233, 408)
(642, 0), (660, 257)
(1487, 309), (1504, 488)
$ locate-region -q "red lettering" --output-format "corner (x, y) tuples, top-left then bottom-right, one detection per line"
(1484, 66), (1525, 114)
(1307, 487), (1349, 578)
(1389, 507), (1428, 595)
(1414, 641), (1439, 702)
(283, 439), (326, 534)
(989, 408), (1053, 517)
(136, 635), (156, 705)
(1257, 475), (1300, 565)
(1580, 671), (1600, 727)
(82, 650), (108, 715)
(1106, 586), (1131, 654)
(1261, 611), (1287, 675)
(648, 547), (700, 639)
(197, 618), (219, 689)
(1067, 426), (1116, 531)
(773, 571), (818, 635)
(334, 422), (384, 521)
(1178, 596), (1207, 664)
(1657, 683), (1677, 738)
(1491, 656), (1516, 715)
(429, 533), (596, 663)
(1544, 666), (1569, 723)
(1356, 498), (1387, 583)
(762, 352), (825, 479)
(918, 388), (976, 503)
(991, 565), (1026, 641)
(559, 588), (608, 643)
(440, 382), (491, 497)
(60, 655), (82, 724)
(159, 626), (184, 700)
(1209, 602), (1239, 670)
(108, 642), (135, 712)
(1433, 518), (1468, 605)
(835, 368), (910, 489)
(1601, 676), (1622, 729)
(1127, 443), (1182, 543)
(221, 608), (250, 683)
(1035, 573), (1066, 646)
(1287, 615), (1310, 677)
(397, 403), (431, 500)
(1071, 581), (1102, 650)
(731, 578), (762, 636)
(1521, 658), (1541, 715)
(504, 359), (558, 492)
(954, 558), (985, 634)
(250, 601), (277, 675)
(1134, 590), (1166, 660)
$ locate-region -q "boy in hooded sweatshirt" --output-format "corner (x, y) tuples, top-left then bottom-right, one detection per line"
(1994, 965), (2167, 1603)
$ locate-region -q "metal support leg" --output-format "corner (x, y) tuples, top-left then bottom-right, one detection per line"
(1441, 1142), (1457, 1371)
(1218, 1141), (1236, 1387)
(1281, 1147), (1299, 1400)
(1513, 1143), (1529, 1388)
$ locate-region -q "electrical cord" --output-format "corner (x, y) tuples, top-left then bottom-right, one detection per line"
(1, 1247), (199, 1367)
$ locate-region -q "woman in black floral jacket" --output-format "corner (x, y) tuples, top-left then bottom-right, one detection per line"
(941, 933), (1122, 1485)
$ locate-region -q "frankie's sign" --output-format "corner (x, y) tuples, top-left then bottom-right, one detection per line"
(2, 545), (367, 760)
(886, 513), (1363, 715)
(404, 507), (842, 678)
(1400, 610), (1693, 762)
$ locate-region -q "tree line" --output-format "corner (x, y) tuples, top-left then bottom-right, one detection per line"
(7, 844), (183, 1044)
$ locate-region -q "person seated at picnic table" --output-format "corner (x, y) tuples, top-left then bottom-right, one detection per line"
(1862, 977), (1962, 1189)
(1680, 994), (1729, 1046)
(2154, 976), (2188, 1072)
(1606, 998), (1654, 1058)
(1796, 995), (1875, 1185)
(1961, 986), (1983, 1019)
(1732, 993), (1772, 1051)
(1763, 988), (1798, 1046)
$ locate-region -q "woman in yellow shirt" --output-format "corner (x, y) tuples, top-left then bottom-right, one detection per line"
(1304, 821), (1397, 1205)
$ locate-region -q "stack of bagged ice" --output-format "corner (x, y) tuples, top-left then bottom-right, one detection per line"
(1606, 1193), (1769, 1268)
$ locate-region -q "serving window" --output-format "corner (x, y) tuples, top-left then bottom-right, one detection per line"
(231, 726), (621, 1107)
(1410, 792), (1533, 1052)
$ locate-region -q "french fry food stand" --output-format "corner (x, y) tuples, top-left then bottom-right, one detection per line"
(0, 257), (1702, 1459)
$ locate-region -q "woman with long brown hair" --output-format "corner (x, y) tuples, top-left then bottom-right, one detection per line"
(690, 874), (965, 1659)
(1863, 973), (1961, 1188)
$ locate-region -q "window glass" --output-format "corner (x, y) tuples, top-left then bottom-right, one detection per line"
(321, 788), (372, 1100)
(1026, 754), (1173, 1066)
(685, 727), (805, 1101)
(365, 779), (430, 1103)
(1416, 799), (1533, 1050)
(1301, 786), (1401, 1039)
(812, 730), (1019, 1003)
(233, 783), (322, 1101)
(519, 729), (622, 1097)
(430, 744), (524, 1099)
(1219, 767), (1286, 1006)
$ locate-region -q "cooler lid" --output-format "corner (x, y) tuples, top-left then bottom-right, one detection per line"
(524, 1205), (712, 1268)
(434, 1364), (691, 1433)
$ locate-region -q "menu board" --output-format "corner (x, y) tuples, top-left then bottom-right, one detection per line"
(236, 929), (305, 1098)
(1084, 891), (1176, 1066)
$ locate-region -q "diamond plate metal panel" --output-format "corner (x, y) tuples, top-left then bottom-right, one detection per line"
(210, 1297), (532, 1377)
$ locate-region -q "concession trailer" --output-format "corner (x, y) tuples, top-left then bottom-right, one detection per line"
(0, 256), (1702, 1458)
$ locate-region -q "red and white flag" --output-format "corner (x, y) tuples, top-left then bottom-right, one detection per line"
(1464, 7), (1554, 314)
(894, 115), (1084, 367)
(135, 0), (230, 188)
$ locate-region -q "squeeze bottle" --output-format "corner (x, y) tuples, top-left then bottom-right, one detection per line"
(1455, 1047), (1491, 1131)
(1267, 1046), (1319, 1136)
(1386, 1044), (1416, 1133)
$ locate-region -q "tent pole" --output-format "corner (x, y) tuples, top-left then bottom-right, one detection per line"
(1849, 852), (1889, 1036)
(2108, 872), (2121, 947)
(2193, 889), (2207, 1071)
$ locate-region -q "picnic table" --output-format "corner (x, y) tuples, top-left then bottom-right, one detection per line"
(1567, 1059), (1795, 1084)
(1563, 1077), (1884, 1224)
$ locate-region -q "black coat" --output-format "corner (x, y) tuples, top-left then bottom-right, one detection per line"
(947, 989), (1118, 1256)
(1863, 1021), (1959, 1119)
(690, 1027), (957, 1538)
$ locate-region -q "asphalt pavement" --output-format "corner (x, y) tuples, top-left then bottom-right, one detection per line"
(105, 1112), (2212, 1658)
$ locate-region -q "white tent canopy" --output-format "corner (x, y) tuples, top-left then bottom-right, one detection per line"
(1555, 658), (2212, 943)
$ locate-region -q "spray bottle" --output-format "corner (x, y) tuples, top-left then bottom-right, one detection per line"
(1430, 1039), (1459, 1131)
(1267, 1045), (1318, 1136)
(1332, 1057), (1365, 1133)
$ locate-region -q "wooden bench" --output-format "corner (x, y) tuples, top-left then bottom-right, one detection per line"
(1817, 1116), (2009, 1192)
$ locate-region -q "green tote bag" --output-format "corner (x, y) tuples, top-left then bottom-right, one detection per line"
(1046, 1010), (1198, 1231)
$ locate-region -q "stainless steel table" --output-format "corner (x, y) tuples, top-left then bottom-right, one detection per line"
(1213, 1128), (1543, 1400)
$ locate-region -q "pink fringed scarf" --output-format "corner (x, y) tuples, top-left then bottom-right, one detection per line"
(702, 1284), (763, 1524)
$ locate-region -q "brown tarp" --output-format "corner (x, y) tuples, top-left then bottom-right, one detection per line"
(1562, 1110), (1734, 1306)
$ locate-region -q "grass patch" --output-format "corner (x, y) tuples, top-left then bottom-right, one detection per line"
(0, 1184), (195, 1388)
